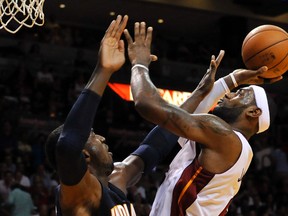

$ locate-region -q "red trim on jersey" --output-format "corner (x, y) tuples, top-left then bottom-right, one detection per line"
(171, 159), (215, 216)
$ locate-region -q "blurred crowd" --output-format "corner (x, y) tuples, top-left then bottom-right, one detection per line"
(0, 18), (287, 216)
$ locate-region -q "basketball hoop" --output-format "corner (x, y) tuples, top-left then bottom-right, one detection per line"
(0, 0), (45, 34)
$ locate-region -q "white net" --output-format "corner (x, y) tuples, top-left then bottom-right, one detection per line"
(0, 0), (45, 34)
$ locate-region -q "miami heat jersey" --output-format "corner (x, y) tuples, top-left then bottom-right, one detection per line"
(150, 131), (253, 216)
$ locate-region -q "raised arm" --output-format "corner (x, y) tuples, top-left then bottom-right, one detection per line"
(125, 22), (220, 143)
(55, 15), (128, 205)
(111, 48), (225, 191)
(124, 21), (281, 147)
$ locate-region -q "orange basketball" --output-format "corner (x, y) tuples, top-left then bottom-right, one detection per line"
(241, 24), (288, 78)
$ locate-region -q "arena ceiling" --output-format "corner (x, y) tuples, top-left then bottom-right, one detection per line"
(42, 0), (288, 93)
(44, 0), (288, 41)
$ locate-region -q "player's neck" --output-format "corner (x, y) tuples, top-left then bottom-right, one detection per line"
(232, 126), (253, 140)
(88, 165), (110, 186)
(97, 175), (109, 187)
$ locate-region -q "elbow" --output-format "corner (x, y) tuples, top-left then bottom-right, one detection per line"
(55, 138), (71, 161)
(56, 136), (84, 162)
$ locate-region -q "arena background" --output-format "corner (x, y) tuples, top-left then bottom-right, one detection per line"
(0, 0), (288, 215)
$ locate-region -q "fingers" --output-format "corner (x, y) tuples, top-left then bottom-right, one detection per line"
(209, 54), (216, 71)
(267, 76), (283, 83)
(134, 22), (140, 42)
(104, 15), (128, 39)
(209, 59), (216, 71)
(124, 29), (133, 45)
(215, 50), (225, 66)
(133, 21), (151, 43)
(209, 50), (225, 73)
(140, 22), (146, 41)
(146, 26), (153, 47)
(257, 66), (268, 74)
(104, 20), (116, 38)
(114, 15), (128, 39)
(112, 15), (123, 37)
(118, 40), (125, 53)
(106, 15), (121, 38)
(151, 55), (158, 62)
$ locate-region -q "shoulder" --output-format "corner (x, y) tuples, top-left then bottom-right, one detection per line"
(59, 171), (102, 208)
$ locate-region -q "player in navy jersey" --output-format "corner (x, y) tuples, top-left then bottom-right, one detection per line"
(124, 21), (281, 215)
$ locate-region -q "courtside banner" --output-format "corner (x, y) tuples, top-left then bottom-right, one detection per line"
(108, 83), (192, 106)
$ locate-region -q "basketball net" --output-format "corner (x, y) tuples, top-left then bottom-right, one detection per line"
(0, 0), (45, 34)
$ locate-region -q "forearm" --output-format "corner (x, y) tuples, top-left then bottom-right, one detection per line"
(131, 126), (178, 173)
(179, 90), (206, 113)
(62, 89), (100, 135)
(61, 67), (110, 137)
(131, 66), (164, 120)
(85, 65), (113, 96)
(194, 79), (228, 114)
(130, 66), (180, 173)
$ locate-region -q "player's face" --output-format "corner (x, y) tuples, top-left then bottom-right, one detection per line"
(212, 87), (255, 123)
(87, 132), (114, 175)
(218, 87), (255, 108)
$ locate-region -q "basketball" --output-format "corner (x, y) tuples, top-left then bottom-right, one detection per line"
(241, 24), (288, 78)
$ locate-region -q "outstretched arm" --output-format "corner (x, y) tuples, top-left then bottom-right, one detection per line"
(125, 21), (282, 145)
(110, 49), (225, 192)
(55, 15), (128, 205)
(128, 51), (279, 174)
(125, 22), (213, 140)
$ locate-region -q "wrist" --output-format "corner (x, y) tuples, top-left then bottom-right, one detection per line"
(94, 64), (115, 74)
(229, 72), (238, 88)
(131, 64), (149, 72)
(219, 78), (230, 93)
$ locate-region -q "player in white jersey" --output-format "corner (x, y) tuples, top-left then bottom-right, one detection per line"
(151, 132), (252, 216)
(124, 21), (280, 215)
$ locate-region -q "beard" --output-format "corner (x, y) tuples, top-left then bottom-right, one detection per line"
(103, 161), (114, 176)
(94, 159), (114, 176)
(211, 105), (246, 124)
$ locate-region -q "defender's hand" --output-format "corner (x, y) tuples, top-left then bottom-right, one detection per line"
(98, 15), (128, 73)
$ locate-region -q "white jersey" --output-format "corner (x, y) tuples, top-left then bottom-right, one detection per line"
(150, 131), (253, 216)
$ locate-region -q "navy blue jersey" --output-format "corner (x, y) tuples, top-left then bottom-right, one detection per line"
(55, 183), (136, 216)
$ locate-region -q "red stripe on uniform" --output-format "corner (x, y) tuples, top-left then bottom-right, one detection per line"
(171, 159), (214, 216)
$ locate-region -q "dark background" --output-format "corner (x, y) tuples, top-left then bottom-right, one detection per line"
(0, 0), (287, 215)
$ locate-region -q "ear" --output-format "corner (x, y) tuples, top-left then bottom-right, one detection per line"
(246, 106), (262, 118)
(82, 149), (91, 163)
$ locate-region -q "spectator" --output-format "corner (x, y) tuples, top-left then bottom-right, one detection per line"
(30, 173), (49, 216)
(14, 169), (31, 191)
(0, 170), (14, 203)
(6, 183), (35, 216)
(271, 141), (288, 181)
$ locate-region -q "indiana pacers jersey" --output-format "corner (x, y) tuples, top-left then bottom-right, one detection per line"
(55, 182), (136, 216)
(150, 131), (253, 216)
